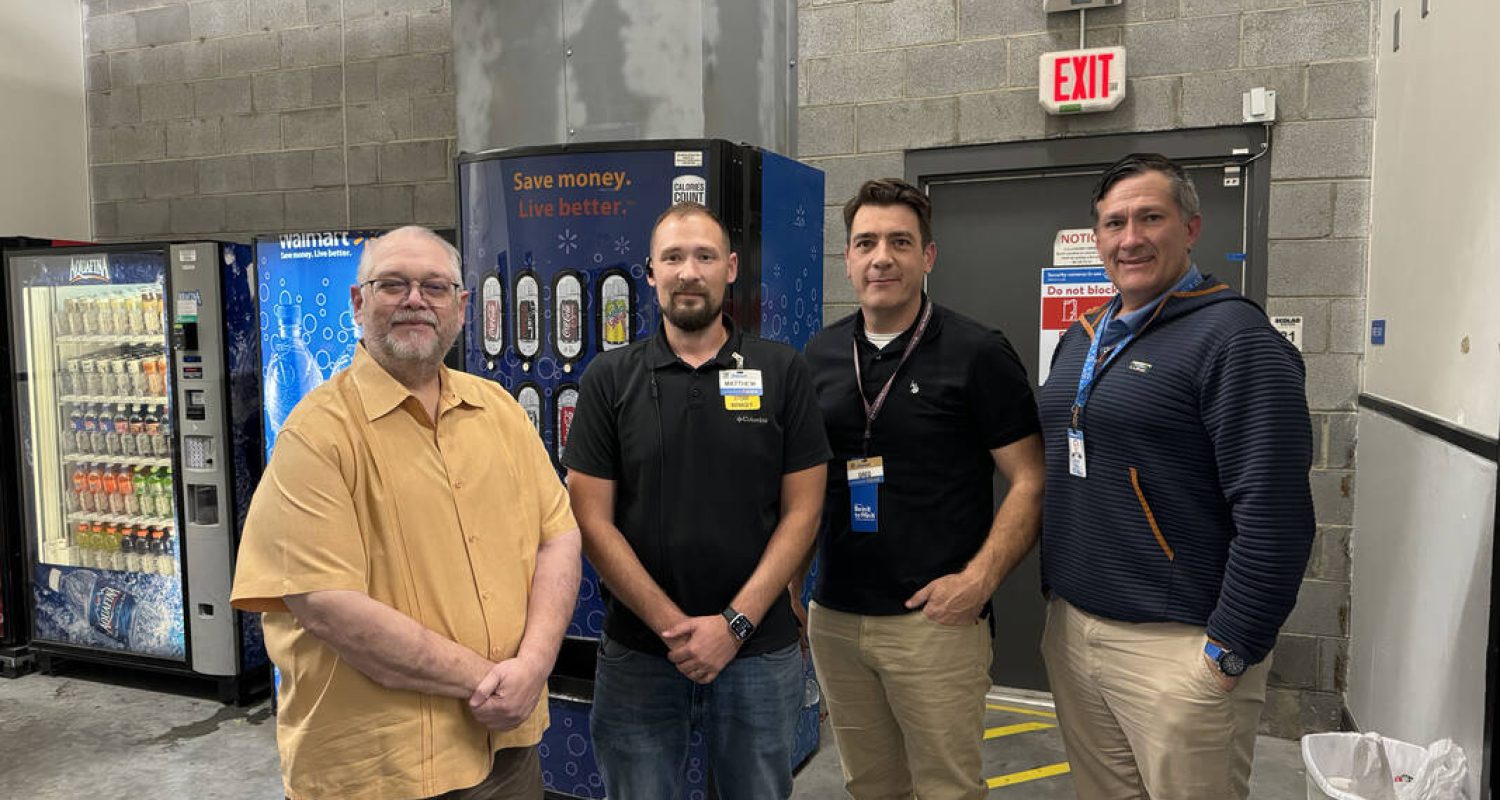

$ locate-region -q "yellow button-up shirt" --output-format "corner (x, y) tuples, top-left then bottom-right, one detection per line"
(231, 345), (576, 800)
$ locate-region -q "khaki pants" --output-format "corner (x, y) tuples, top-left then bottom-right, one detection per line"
(1040, 598), (1270, 800)
(808, 602), (993, 800)
(436, 746), (542, 800)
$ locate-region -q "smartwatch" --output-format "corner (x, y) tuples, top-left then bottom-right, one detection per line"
(1203, 640), (1247, 677)
(722, 607), (755, 642)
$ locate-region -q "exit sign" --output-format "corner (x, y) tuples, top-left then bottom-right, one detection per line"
(1039, 47), (1126, 114)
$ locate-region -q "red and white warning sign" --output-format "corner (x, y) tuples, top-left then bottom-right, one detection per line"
(1039, 46), (1126, 114)
(1053, 228), (1102, 267)
(1039, 263), (1116, 385)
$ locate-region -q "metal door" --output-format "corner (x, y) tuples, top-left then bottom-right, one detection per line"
(909, 127), (1270, 692)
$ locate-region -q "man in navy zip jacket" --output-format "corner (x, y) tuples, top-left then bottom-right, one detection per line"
(1037, 153), (1314, 800)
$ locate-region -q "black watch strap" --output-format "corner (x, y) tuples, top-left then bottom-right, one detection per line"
(722, 606), (754, 642)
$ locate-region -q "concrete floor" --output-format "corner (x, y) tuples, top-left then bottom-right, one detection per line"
(0, 664), (1310, 799)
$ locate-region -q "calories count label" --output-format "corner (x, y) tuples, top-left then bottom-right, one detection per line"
(514, 271), (541, 360)
(553, 271), (584, 365)
(481, 273), (504, 357)
(599, 270), (632, 351)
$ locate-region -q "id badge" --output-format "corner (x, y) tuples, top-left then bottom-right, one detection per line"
(847, 457), (884, 533)
(1067, 428), (1087, 478)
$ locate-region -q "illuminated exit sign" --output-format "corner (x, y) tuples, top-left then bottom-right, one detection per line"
(1039, 47), (1126, 114)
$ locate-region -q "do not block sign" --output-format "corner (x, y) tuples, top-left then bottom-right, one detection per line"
(1039, 47), (1127, 114)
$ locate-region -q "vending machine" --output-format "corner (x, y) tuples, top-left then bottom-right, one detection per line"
(459, 140), (825, 798)
(0, 235), (76, 678)
(5, 242), (267, 700)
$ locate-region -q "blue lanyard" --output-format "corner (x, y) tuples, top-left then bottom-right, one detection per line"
(1070, 296), (1132, 431)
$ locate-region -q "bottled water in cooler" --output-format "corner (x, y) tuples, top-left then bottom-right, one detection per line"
(43, 567), (173, 653)
(264, 303), (325, 437)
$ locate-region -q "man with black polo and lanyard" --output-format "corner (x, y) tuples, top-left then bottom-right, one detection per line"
(563, 202), (830, 800)
(803, 178), (1045, 800)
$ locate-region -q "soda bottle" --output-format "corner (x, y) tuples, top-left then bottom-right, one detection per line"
(103, 466), (123, 515)
(154, 468), (173, 518)
(102, 409), (120, 456)
(39, 566), (174, 653)
(85, 464), (103, 514)
(88, 404), (108, 454)
(150, 405), (170, 456)
(117, 468), (137, 516)
(264, 304), (325, 439)
(118, 526), (136, 572)
(148, 529), (166, 575)
(102, 525), (119, 571)
(134, 408), (152, 457)
(71, 521), (90, 566)
(66, 298), (82, 336)
(115, 405), (134, 457)
(158, 529), (176, 576)
(133, 467), (151, 517)
(69, 465), (88, 512)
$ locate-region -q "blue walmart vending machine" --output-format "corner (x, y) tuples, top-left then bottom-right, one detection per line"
(6, 242), (268, 701)
(458, 140), (824, 799)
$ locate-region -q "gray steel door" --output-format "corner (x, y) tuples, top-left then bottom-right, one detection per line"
(925, 162), (1251, 692)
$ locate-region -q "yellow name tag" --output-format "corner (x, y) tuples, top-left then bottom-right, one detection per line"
(725, 395), (761, 410)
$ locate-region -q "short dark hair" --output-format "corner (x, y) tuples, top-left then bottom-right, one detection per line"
(843, 178), (934, 246)
(649, 201), (731, 254)
(1090, 153), (1201, 222)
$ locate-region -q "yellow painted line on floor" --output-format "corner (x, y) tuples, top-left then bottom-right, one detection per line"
(983, 721), (1054, 739)
(986, 761), (1072, 789)
(985, 703), (1057, 719)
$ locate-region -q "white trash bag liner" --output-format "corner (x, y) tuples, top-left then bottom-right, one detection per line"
(1303, 732), (1468, 800)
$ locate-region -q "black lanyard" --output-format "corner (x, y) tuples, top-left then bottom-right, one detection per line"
(852, 299), (934, 452)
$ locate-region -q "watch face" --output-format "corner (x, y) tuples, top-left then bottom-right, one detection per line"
(1220, 651), (1248, 677)
(729, 615), (754, 641)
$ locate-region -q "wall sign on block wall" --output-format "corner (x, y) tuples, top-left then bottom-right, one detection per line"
(1371, 319), (1387, 345)
(1271, 316), (1304, 351)
(1040, 47), (1126, 114)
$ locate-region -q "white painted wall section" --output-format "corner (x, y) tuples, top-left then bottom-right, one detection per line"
(0, 0), (91, 240)
(1347, 412), (1492, 800)
(1363, 0), (1500, 438)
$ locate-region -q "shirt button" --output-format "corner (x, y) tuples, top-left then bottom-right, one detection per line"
(481, 591), (492, 601)
(454, 480), (464, 489)
(690, 388), (701, 398)
(467, 535), (477, 544)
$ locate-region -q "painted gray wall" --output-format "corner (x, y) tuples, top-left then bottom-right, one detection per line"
(796, 0), (1376, 737)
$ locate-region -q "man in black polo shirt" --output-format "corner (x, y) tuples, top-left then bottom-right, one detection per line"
(803, 178), (1045, 799)
(563, 202), (831, 800)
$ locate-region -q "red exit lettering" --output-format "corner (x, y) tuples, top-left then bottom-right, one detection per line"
(1052, 52), (1115, 103)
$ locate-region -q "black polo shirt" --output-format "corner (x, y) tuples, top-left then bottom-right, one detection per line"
(804, 300), (1040, 616)
(563, 315), (831, 656)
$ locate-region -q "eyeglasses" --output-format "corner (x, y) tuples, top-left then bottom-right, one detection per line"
(361, 278), (463, 307)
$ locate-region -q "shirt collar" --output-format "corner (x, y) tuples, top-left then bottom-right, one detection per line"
(350, 343), (483, 422)
(853, 294), (941, 352)
(1102, 265), (1202, 343)
(646, 314), (744, 370)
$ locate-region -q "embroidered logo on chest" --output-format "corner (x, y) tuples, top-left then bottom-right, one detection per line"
(909, 380), (920, 394)
(1128, 360), (1153, 374)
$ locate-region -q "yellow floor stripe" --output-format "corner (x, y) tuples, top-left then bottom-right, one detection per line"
(985, 703), (1057, 719)
(987, 761), (1072, 789)
(984, 721), (1054, 739)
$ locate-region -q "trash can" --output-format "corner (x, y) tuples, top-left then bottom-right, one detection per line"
(1302, 732), (1466, 800)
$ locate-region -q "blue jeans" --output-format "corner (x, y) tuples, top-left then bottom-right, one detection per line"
(591, 636), (803, 800)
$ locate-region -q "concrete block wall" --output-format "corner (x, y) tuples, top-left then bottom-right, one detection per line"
(798, 0), (1375, 737)
(83, 0), (456, 242)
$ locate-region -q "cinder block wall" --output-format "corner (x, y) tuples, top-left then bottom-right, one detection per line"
(83, 0), (456, 242)
(797, 0), (1374, 737)
(78, 0), (1371, 738)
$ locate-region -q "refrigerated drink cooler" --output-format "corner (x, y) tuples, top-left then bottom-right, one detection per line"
(459, 139), (825, 799)
(5, 243), (268, 701)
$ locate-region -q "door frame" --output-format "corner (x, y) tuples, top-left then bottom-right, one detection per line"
(904, 125), (1273, 305)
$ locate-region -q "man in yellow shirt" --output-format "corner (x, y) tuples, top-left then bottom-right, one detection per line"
(231, 225), (581, 800)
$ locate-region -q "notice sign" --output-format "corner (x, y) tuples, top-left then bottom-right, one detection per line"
(1040, 47), (1126, 114)
(1039, 267), (1116, 385)
(1053, 228), (1103, 267)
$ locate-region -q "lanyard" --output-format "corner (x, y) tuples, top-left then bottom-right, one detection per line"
(1070, 296), (1133, 431)
(853, 299), (934, 450)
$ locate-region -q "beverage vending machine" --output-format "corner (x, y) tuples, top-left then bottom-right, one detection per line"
(459, 140), (825, 798)
(5, 242), (267, 700)
(1, 235), (80, 678)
